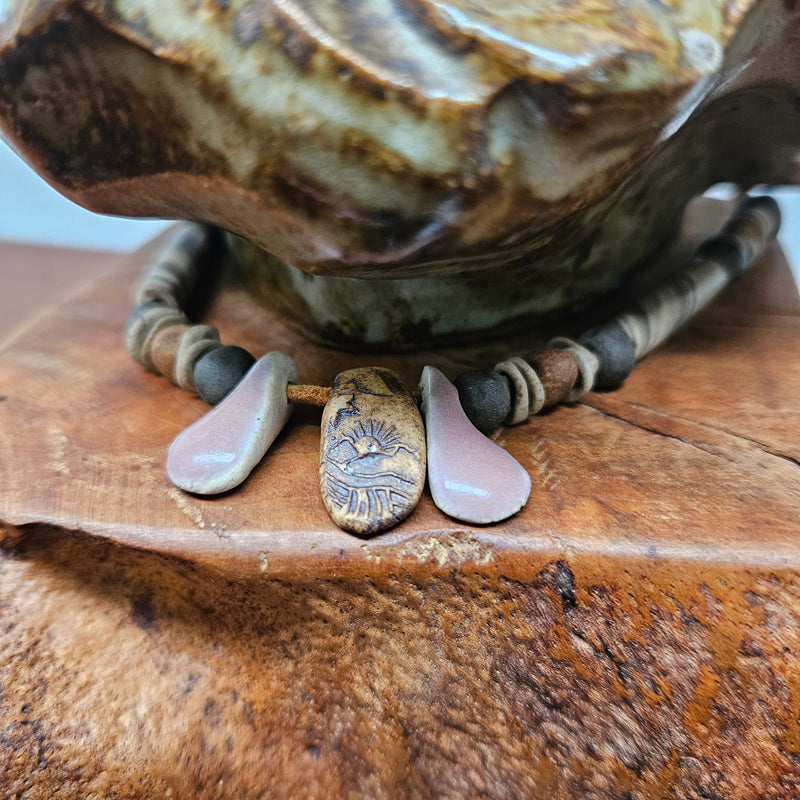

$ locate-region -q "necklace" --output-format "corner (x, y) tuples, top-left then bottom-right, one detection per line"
(124, 196), (780, 535)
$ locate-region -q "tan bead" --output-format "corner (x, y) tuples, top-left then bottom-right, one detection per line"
(320, 368), (425, 535)
(531, 350), (579, 407)
(136, 223), (214, 307)
(126, 303), (188, 368)
(148, 324), (189, 379)
(723, 214), (763, 244)
(174, 324), (221, 392)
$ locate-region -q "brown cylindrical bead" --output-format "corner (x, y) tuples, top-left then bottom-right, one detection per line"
(530, 349), (578, 407)
(148, 323), (189, 379)
(287, 384), (332, 407)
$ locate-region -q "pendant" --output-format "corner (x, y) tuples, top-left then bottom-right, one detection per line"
(420, 366), (531, 524)
(166, 351), (298, 494)
(320, 368), (426, 535)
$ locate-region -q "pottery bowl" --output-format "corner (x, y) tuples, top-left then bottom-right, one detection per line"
(1, 0), (799, 343)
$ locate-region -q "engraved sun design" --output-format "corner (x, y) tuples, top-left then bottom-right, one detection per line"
(323, 418), (420, 523)
(341, 419), (414, 468)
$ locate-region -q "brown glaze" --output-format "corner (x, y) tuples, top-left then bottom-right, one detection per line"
(1, 216), (800, 795)
(0, 0), (799, 297)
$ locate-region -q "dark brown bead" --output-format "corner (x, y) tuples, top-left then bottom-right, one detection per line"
(530, 350), (578, 406)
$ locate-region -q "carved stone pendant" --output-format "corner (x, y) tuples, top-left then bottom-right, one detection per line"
(320, 368), (426, 535)
(420, 366), (531, 525)
(166, 351), (298, 494)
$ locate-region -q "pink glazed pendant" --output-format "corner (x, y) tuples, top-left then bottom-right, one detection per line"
(419, 366), (531, 525)
(166, 351), (298, 494)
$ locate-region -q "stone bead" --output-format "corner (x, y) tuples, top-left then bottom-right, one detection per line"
(148, 323), (189, 379)
(125, 300), (188, 368)
(193, 345), (256, 405)
(320, 368), (426, 535)
(136, 223), (215, 308)
(547, 336), (600, 401)
(530, 350), (578, 406)
(167, 351), (298, 494)
(577, 322), (636, 390)
(694, 234), (747, 277)
(733, 195), (781, 239)
(420, 366), (530, 525)
(454, 369), (511, 433)
(493, 360), (531, 425)
(720, 196), (782, 268)
(174, 325), (221, 392)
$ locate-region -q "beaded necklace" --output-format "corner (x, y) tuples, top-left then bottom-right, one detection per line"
(125, 196), (780, 535)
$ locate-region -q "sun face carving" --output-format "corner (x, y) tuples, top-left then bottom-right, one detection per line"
(320, 369), (426, 535)
(323, 418), (421, 523)
(327, 419), (416, 474)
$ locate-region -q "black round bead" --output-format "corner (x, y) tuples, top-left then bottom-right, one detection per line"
(193, 345), (256, 405)
(454, 369), (512, 433)
(578, 321), (636, 391)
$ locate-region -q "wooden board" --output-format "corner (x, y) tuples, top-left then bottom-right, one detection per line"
(0, 240), (114, 343)
(1, 205), (800, 798)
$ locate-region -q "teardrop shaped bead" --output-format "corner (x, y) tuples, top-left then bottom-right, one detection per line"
(420, 366), (531, 525)
(166, 351), (298, 494)
(320, 368), (426, 535)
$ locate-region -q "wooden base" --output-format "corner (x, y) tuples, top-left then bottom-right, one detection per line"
(2, 204), (800, 797)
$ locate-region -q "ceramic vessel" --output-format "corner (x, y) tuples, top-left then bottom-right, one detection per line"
(1, 0), (798, 344)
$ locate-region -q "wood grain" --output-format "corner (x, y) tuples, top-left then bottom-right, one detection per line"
(0, 241), (113, 343)
(1, 206), (799, 798)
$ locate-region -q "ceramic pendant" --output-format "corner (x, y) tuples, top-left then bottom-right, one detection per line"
(320, 368), (426, 535)
(166, 351), (298, 494)
(420, 366), (531, 524)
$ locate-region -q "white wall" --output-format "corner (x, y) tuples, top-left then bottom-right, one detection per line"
(0, 139), (170, 251)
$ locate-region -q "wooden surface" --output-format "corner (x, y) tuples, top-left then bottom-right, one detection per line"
(1, 216), (800, 798)
(1, 215), (798, 568)
(0, 240), (114, 343)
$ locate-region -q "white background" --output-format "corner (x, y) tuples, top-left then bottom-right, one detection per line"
(0, 139), (169, 252)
